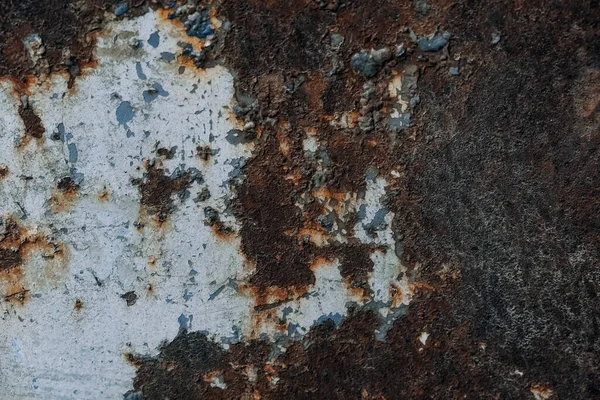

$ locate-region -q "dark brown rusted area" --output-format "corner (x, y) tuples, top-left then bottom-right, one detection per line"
(0, 218), (26, 271)
(57, 177), (79, 194)
(131, 0), (598, 398)
(129, 283), (543, 400)
(0, 247), (22, 272)
(0, 0), (151, 86)
(236, 135), (317, 289)
(137, 162), (195, 222)
(18, 103), (45, 139)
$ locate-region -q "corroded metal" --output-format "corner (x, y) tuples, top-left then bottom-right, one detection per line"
(0, 1), (598, 399)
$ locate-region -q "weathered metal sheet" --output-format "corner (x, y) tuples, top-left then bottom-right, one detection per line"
(0, 0), (598, 399)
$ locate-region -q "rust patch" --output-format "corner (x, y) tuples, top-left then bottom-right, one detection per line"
(130, 281), (539, 399)
(137, 161), (197, 223)
(196, 145), (213, 162)
(17, 100), (45, 146)
(74, 298), (83, 311)
(0, 0), (151, 86)
(126, 0), (600, 397)
(98, 189), (110, 202)
(0, 217), (68, 306)
(0, 165), (9, 179)
(48, 177), (79, 213)
(203, 207), (234, 239)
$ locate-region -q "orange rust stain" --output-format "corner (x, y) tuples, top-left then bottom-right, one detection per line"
(409, 282), (436, 293)
(1, 267), (28, 306)
(48, 191), (77, 213)
(124, 352), (143, 369)
(263, 364), (276, 375)
(531, 385), (554, 399)
(276, 131), (292, 157)
(0, 165), (8, 179)
(7, 75), (37, 94)
(137, 206), (173, 231)
(283, 171), (303, 185)
(98, 189), (110, 202)
(210, 222), (235, 241)
(202, 370), (224, 383)
(66, 57), (99, 97)
(241, 283), (310, 338)
(344, 280), (369, 301)
(49, 177), (80, 213)
(147, 256), (157, 269)
(74, 298), (83, 311)
(297, 226), (329, 247)
(390, 283), (404, 308)
(311, 187), (349, 202)
(16, 134), (44, 151)
(310, 256), (334, 271)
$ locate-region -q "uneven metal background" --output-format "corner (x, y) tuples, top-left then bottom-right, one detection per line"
(0, 0), (598, 399)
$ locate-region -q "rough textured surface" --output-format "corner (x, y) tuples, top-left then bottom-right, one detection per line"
(0, 0), (598, 399)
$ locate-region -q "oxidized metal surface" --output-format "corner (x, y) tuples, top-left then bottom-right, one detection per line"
(0, 0), (598, 399)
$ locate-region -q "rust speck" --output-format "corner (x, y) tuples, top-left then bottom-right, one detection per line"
(49, 177), (79, 213)
(74, 298), (83, 311)
(98, 189), (110, 202)
(196, 145), (212, 162)
(0, 165), (8, 179)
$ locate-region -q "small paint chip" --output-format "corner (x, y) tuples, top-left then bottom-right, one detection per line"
(148, 31), (160, 48)
(418, 331), (429, 345)
(121, 291), (138, 306)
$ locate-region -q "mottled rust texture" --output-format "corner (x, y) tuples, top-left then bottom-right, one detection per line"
(0, 218), (26, 271)
(137, 162), (195, 223)
(18, 103), (45, 139)
(1, 0), (599, 399)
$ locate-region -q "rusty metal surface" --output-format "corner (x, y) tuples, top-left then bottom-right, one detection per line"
(0, 0), (598, 399)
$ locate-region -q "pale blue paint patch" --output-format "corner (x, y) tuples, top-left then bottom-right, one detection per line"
(160, 52), (175, 62)
(135, 62), (147, 80)
(116, 101), (135, 135)
(148, 31), (160, 48)
(68, 143), (78, 163)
